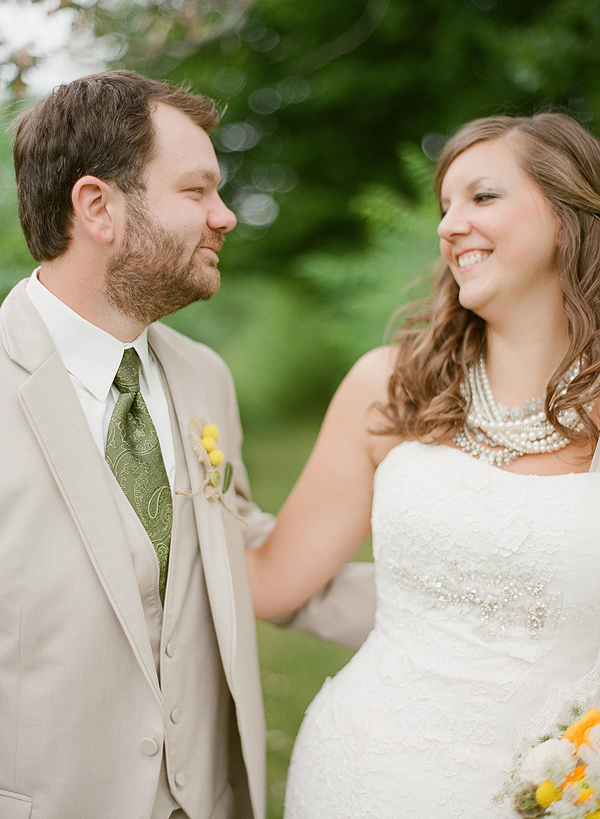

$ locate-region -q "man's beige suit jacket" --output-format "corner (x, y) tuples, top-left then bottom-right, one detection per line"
(0, 279), (377, 819)
(0, 279), (277, 819)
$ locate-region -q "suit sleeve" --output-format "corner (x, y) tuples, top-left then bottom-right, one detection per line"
(270, 562), (376, 651)
(220, 360), (276, 548)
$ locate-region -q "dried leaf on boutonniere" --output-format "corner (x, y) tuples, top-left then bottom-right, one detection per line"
(175, 416), (247, 524)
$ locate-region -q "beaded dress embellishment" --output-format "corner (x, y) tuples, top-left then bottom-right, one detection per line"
(391, 559), (550, 639)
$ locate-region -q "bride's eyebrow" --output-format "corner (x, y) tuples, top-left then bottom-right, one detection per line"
(470, 176), (505, 188)
(441, 176), (506, 204)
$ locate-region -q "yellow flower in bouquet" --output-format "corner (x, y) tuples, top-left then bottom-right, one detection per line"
(535, 780), (562, 808)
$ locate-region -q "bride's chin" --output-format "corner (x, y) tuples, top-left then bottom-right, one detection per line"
(457, 291), (481, 313)
(455, 285), (491, 316)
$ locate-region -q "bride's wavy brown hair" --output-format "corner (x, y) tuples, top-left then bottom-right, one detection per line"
(382, 113), (600, 447)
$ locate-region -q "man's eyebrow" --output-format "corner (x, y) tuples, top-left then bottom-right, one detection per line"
(177, 169), (223, 188)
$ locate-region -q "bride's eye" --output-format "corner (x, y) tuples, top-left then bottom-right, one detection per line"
(474, 192), (498, 203)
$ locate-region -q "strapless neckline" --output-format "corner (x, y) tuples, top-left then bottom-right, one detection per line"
(377, 439), (597, 478)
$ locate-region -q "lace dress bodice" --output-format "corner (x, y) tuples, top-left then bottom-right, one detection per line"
(284, 441), (600, 818)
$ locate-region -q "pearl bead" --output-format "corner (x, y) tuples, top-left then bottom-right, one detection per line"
(455, 355), (583, 465)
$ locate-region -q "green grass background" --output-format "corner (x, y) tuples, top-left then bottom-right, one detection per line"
(243, 418), (373, 819)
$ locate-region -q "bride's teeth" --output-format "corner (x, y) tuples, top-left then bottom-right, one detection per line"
(458, 252), (489, 269)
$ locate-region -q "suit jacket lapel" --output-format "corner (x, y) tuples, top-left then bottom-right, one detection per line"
(2, 282), (161, 700)
(148, 325), (237, 686)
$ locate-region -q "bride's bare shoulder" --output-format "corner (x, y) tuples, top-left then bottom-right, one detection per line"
(331, 346), (403, 464)
(340, 345), (397, 403)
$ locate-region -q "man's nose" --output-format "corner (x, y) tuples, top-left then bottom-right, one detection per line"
(209, 196), (237, 233)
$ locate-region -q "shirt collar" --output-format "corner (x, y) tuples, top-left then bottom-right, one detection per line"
(26, 269), (152, 402)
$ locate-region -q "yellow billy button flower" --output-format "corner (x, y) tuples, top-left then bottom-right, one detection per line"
(203, 423), (219, 441)
(535, 780), (562, 808)
(201, 436), (217, 453)
(209, 449), (224, 467)
(182, 416), (247, 524)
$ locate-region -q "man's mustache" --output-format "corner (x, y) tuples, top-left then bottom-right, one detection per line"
(199, 230), (225, 253)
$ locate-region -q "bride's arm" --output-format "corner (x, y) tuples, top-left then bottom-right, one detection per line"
(246, 345), (399, 620)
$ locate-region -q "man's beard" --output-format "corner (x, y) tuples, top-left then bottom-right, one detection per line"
(105, 192), (223, 326)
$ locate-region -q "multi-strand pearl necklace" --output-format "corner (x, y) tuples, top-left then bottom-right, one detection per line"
(454, 356), (585, 466)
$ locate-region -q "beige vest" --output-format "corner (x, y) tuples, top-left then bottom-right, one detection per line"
(106, 378), (239, 819)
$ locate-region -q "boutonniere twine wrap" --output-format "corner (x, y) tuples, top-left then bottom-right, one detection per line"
(175, 417), (248, 524)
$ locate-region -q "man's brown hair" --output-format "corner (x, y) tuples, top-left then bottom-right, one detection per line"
(13, 70), (220, 261)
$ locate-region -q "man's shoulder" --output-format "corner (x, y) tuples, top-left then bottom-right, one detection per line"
(0, 277), (31, 317)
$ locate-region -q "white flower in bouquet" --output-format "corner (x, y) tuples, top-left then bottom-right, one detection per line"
(579, 726), (600, 766)
(546, 800), (589, 819)
(521, 738), (578, 787)
(581, 757), (600, 795)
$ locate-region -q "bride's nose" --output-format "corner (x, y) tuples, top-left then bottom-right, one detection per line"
(437, 206), (470, 241)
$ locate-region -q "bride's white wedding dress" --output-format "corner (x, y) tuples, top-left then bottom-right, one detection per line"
(284, 441), (600, 818)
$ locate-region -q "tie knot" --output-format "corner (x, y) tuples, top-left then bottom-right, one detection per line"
(114, 348), (141, 394)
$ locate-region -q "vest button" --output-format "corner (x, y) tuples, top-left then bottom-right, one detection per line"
(165, 642), (175, 657)
(175, 772), (187, 787)
(170, 708), (181, 724)
(140, 738), (159, 756)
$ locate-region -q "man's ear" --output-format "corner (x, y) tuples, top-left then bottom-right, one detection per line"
(71, 176), (122, 245)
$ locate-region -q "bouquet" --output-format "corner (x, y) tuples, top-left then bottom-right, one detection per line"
(514, 708), (600, 817)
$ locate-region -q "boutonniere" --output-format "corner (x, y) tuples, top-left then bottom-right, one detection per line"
(176, 416), (248, 524)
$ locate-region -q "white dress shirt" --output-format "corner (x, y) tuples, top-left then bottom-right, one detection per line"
(25, 270), (176, 490)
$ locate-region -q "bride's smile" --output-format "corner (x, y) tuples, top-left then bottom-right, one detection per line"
(437, 136), (561, 323)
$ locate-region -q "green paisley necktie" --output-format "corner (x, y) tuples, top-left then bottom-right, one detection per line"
(105, 348), (172, 604)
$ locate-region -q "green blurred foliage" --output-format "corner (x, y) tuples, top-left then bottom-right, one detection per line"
(7, 0), (600, 427)
(0, 106), (34, 295)
(164, 0), (600, 275)
(162, 0), (600, 423)
(162, 138), (439, 425)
